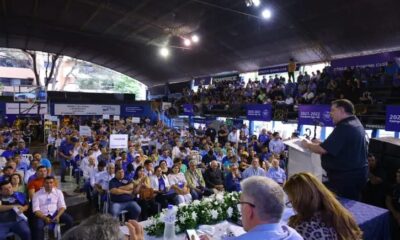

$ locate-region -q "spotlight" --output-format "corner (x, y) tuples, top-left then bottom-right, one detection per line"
(159, 47), (169, 58)
(183, 38), (191, 46)
(262, 8), (272, 19)
(191, 35), (199, 43)
(252, 0), (261, 7)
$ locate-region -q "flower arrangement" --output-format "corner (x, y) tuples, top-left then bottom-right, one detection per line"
(145, 191), (241, 237)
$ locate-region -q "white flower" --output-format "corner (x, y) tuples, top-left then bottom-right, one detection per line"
(191, 212), (197, 220)
(227, 207), (233, 218)
(178, 203), (187, 208)
(159, 212), (165, 221)
(175, 225), (181, 233)
(192, 200), (201, 205)
(210, 209), (219, 220)
(203, 197), (211, 203)
(216, 193), (224, 202)
(179, 216), (186, 223)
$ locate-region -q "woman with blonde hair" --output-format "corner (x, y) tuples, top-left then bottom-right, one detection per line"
(283, 172), (362, 240)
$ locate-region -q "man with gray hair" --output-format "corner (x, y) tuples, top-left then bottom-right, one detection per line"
(234, 176), (302, 239)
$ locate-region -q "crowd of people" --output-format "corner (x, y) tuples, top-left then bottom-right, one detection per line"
(175, 64), (400, 110)
(0, 105), (398, 239)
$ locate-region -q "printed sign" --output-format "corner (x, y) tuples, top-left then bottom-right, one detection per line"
(246, 104), (272, 121)
(298, 105), (333, 126)
(109, 134), (128, 149)
(182, 104), (194, 116)
(79, 126), (91, 137)
(6, 103), (48, 115)
(385, 105), (400, 131)
(54, 104), (120, 115)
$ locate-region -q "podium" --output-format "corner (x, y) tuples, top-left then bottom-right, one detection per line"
(284, 139), (326, 181)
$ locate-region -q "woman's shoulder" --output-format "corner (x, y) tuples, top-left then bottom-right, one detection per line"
(294, 214), (337, 240)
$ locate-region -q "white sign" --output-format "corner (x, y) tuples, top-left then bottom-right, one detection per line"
(113, 115), (120, 121)
(79, 126), (92, 136)
(50, 116), (58, 121)
(54, 104), (120, 116)
(131, 117), (141, 123)
(162, 102), (172, 111)
(103, 114), (110, 120)
(44, 114), (50, 120)
(109, 134), (128, 149)
(6, 103), (48, 115)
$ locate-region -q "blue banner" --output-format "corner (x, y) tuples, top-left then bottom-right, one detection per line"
(258, 65), (300, 75)
(385, 105), (400, 132)
(246, 104), (272, 121)
(193, 76), (211, 86)
(298, 105), (333, 126)
(182, 104), (194, 116)
(331, 51), (400, 70)
(122, 105), (144, 115)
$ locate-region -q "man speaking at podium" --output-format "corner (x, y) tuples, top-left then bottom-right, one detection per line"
(302, 99), (368, 201)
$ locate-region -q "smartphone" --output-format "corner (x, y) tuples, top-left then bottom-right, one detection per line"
(186, 229), (200, 240)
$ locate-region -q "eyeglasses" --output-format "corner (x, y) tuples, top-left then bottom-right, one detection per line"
(238, 201), (256, 208)
(285, 201), (293, 208)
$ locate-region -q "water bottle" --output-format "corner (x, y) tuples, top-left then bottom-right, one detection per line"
(163, 204), (176, 240)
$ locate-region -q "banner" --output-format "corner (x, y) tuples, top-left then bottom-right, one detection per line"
(193, 76), (211, 86)
(102, 114), (110, 120)
(331, 51), (400, 70)
(113, 115), (120, 121)
(131, 117), (141, 123)
(246, 104), (272, 121)
(258, 64), (300, 75)
(182, 104), (194, 116)
(109, 134), (128, 149)
(6, 103), (48, 114)
(212, 73), (239, 83)
(122, 105), (145, 115)
(298, 105), (333, 126)
(54, 104), (120, 116)
(385, 106), (400, 131)
(79, 126), (91, 136)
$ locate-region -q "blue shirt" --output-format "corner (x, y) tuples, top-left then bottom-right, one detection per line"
(269, 139), (285, 155)
(59, 141), (74, 160)
(232, 223), (303, 240)
(258, 134), (269, 145)
(109, 178), (134, 203)
(158, 155), (173, 168)
(1, 150), (14, 160)
(267, 167), (287, 184)
(242, 167), (266, 179)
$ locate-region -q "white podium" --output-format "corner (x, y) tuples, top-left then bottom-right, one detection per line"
(284, 139), (326, 181)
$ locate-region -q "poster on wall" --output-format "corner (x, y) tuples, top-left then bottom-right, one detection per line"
(109, 134), (128, 149)
(298, 105), (333, 126)
(54, 104), (120, 115)
(182, 104), (194, 116)
(6, 103), (48, 115)
(385, 105), (400, 132)
(246, 104), (272, 121)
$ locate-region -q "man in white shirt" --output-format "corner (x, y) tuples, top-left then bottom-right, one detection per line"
(228, 128), (239, 147)
(24, 158), (40, 184)
(269, 132), (285, 155)
(32, 176), (73, 240)
(242, 158), (266, 179)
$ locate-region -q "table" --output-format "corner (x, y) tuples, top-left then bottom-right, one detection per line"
(142, 198), (391, 240)
(340, 198), (390, 240)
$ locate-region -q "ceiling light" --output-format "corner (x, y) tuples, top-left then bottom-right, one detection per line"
(159, 47), (169, 58)
(183, 39), (191, 46)
(191, 35), (199, 43)
(252, 0), (261, 7)
(262, 8), (272, 19)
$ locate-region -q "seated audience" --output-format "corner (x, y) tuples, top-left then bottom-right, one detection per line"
(32, 176), (73, 240)
(185, 160), (213, 200)
(362, 153), (386, 208)
(109, 167), (141, 220)
(204, 160), (224, 193)
(133, 166), (158, 220)
(150, 166), (177, 209)
(242, 158), (266, 179)
(283, 172), (363, 240)
(0, 181), (31, 240)
(266, 158), (286, 185)
(168, 164), (192, 204)
(225, 163), (242, 192)
(10, 173), (24, 193)
(386, 168), (400, 238)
